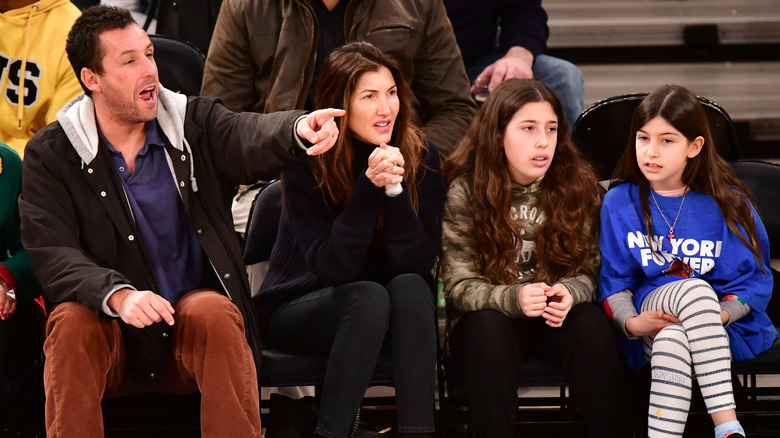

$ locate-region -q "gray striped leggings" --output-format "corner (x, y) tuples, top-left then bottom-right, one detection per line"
(641, 278), (735, 437)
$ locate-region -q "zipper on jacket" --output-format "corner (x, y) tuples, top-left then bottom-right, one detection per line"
(369, 25), (418, 38)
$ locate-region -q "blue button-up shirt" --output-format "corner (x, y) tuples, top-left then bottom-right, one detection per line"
(99, 121), (208, 303)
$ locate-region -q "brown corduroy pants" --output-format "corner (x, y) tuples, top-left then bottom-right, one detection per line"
(42, 290), (262, 437)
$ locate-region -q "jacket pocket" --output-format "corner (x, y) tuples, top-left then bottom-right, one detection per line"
(364, 25), (422, 78)
(365, 25), (420, 47)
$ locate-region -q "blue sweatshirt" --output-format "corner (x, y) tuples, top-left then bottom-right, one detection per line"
(599, 183), (777, 369)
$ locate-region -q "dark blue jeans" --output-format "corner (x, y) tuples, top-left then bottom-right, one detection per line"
(265, 273), (436, 438)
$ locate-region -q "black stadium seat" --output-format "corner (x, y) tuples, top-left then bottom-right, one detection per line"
(149, 34), (205, 97)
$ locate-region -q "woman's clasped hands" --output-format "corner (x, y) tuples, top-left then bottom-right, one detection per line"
(366, 143), (405, 189)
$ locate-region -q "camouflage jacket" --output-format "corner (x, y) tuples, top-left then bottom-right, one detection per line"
(440, 175), (599, 328)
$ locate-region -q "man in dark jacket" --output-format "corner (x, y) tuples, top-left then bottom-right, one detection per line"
(18, 5), (343, 437)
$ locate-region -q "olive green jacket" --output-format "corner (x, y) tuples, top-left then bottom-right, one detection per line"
(441, 175), (599, 328)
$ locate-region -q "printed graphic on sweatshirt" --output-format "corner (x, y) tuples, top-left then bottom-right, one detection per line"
(511, 205), (544, 279)
(1, 55), (41, 108)
(664, 259), (694, 278)
(626, 231), (721, 276)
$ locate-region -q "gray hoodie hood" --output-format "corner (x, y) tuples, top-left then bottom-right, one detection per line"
(55, 85), (198, 191)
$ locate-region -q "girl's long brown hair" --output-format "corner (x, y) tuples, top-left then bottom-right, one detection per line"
(312, 41), (427, 210)
(610, 84), (765, 270)
(444, 79), (602, 285)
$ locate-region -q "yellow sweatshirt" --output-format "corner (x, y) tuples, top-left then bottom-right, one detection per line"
(0, 0), (81, 158)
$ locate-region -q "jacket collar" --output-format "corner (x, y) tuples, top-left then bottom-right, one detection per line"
(56, 84), (188, 166)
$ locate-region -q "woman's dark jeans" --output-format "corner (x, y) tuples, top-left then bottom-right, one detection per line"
(265, 273), (436, 438)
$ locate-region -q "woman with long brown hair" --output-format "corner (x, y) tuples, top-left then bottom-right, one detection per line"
(440, 78), (626, 437)
(599, 84), (775, 438)
(255, 42), (445, 438)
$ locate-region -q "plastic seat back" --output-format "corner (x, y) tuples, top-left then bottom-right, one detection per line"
(149, 34), (205, 96)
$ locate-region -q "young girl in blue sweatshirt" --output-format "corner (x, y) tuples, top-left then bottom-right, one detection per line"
(599, 84), (776, 438)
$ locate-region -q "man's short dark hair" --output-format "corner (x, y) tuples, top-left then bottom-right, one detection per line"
(66, 5), (136, 96)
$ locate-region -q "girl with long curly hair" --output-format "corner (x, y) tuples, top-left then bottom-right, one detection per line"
(440, 78), (626, 437)
(599, 84), (775, 438)
(255, 41), (445, 438)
